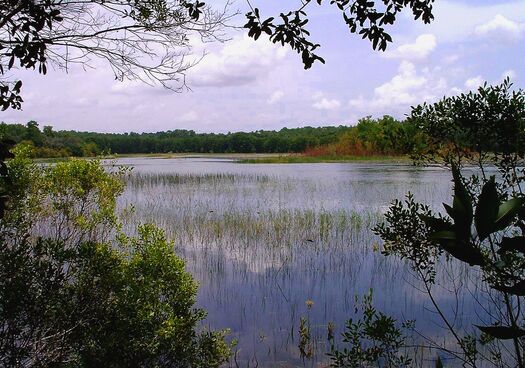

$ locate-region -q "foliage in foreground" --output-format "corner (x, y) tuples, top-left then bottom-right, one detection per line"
(1, 0), (437, 110)
(328, 291), (413, 368)
(0, 150), (230, 367)
(375, 80), (525, 367)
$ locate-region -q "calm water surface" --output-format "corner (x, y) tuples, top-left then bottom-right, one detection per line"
(115, 157), (477, 367)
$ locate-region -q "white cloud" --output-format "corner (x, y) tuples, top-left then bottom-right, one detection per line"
(475, 14), (523, 41)
(110, 79), (148, 95)
(188, 35), (288, 88)
(313, 98), (341, 110)
(384, 34), (437, 60)
(461, 70), (517, 92)
(349, 61), (453, 113)
(500, 69), (517, 81)
(179, 110), (199, 123)
(350, 61), (426, 109)
(267, 90), (284, 104)
(71, 97), (97, 108)
(312, 91), (324, 100)
(443, 54), (459, 64)
(411, 1), (525, 43)
(6, 0), (525, 134)
(464, 76), (484, 90)
(449, 87), (463, 95)
(347, 96), (367, 110)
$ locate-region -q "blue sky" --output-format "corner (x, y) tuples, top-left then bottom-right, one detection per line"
(2, 0), (525, 133)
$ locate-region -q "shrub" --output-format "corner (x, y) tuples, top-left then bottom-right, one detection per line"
(0, 153), (230, 367)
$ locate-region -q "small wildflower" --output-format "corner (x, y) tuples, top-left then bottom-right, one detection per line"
(306, 299), (314, 309)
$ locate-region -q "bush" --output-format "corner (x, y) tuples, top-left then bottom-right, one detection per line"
(375, 80), (525, 367)
(0, 152), (230, 367)
(328, 291), (413, 368)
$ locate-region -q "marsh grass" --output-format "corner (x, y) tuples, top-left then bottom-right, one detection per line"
(122, 171), (381, 256)
(116, 166), (471, 367)
(118, 171), (392, 363)
(127, 172), (276, 187)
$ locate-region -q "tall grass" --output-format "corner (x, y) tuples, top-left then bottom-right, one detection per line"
(116, 167), (473, 367)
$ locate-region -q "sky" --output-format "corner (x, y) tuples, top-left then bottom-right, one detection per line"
(2, 0), (525, 133)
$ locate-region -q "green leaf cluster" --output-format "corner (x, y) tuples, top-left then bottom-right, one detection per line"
(376, 81), (525, 364)
(328, 290), (413, 368)
(245, 0), (435, 69)
(0, 154), (231, 367)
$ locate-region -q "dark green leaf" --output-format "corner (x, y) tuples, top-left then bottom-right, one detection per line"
(443, 203), (456, 220)
(429, 230), (456, 241)
(419, 214), (453, 232)
(494, 198), (525, 231)
(493, 280), (525, 296)
(452, 164), (473, 220)
(498, 236), (525, 254)
(447, 243), (484, 266)
(475, 325), (525, 340)
(475, 176), (498, 241)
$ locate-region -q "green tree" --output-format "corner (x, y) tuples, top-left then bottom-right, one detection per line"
(0, 150), (231, 367)
(24, 121), (43, 147)
(0, 137), (14, 217)
(42, 125), (54, 138)
(375, 80), (525, 367)
(80, 142), (100, 157)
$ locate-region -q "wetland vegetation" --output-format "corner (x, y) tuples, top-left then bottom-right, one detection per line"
(3, 81), (525, 367)
(118, 157), (455, 366)
(2, 0), (524, 367)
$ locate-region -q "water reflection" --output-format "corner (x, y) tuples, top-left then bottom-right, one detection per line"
(116, 158), (477, 367)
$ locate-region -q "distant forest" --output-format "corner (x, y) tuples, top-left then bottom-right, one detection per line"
(0, 116), (424, 158)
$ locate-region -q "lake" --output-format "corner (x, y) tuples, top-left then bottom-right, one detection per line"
(116, 157), (477, 367)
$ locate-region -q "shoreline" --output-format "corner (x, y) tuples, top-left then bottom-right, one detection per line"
(34, 152), (411, 164)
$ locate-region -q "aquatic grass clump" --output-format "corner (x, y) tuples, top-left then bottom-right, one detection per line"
(114, 164), (463, 367)
(119, 170), (406, 282)
(134, 207), (380, 252)
(127, 172), (277, 189)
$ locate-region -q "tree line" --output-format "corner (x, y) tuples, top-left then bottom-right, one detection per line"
(0, 122), (350, 157)
(0, 117), (425, 158)
(304, 115), (425, 157)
